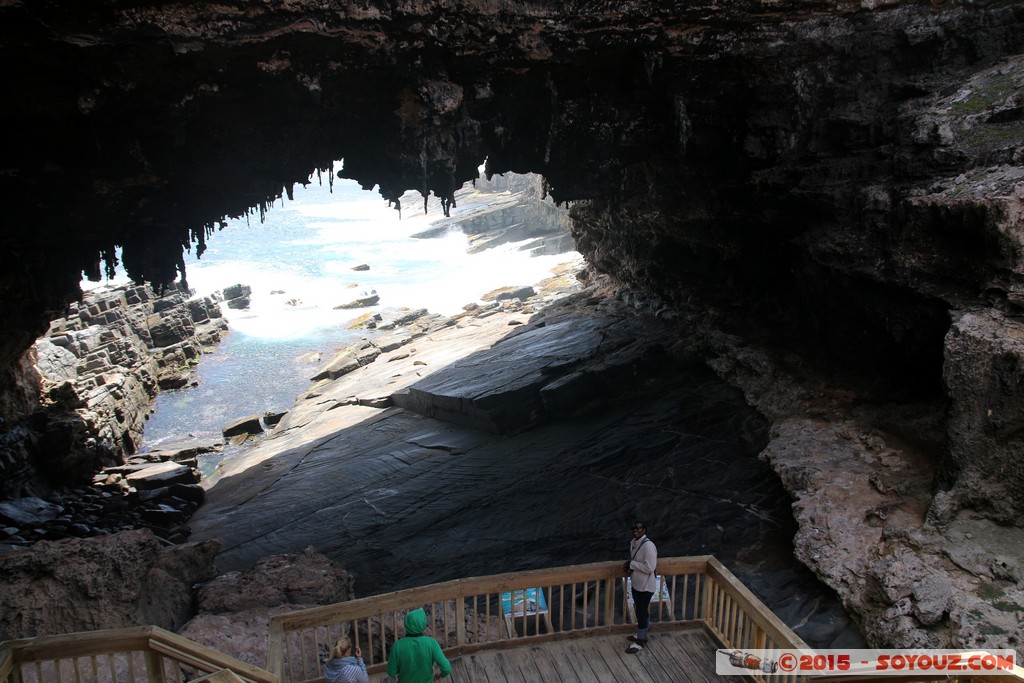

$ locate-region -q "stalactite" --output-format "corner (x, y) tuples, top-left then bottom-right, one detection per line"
(191, 227), (206, 259)
(176, 250), (188, 292)
(388, 198), (403, 219)
(420, 139), (430, 215)
(101, 248), (119, 280)
(81, 257), (101, 282)
(544, 71), (558, 165)
(643, 50), (662, 85)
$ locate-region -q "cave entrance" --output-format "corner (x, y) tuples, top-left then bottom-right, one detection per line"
(102, 168), (582, 459)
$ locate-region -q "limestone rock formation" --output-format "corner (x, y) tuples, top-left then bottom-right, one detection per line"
(0, 529), (220, 639)
(411, 172), (574, 256)
(941, 309), (1024, 524)
(1, 0), (1024, 658)
(0, 284), (227, 499)
(222, 285), (253, 311)
(178, 546), (353, 669)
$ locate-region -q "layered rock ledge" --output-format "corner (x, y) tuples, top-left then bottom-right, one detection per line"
(0, 284), (235, 548)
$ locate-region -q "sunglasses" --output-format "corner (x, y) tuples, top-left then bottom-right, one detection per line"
(631, 525), (644, 531)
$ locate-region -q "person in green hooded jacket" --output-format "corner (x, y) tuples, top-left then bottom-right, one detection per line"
(386, 608), (452, 682)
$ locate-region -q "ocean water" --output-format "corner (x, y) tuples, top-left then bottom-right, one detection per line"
(85, 171), (579, 449)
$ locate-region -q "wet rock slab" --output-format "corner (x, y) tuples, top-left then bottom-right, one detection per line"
(392, 314), (664, 433)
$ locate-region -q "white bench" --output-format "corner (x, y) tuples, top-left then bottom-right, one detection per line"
(500, 587), (553, 637)
(623, 574), (674, 622)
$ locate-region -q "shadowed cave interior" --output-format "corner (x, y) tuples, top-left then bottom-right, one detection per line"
(2, 0), (1024, 656)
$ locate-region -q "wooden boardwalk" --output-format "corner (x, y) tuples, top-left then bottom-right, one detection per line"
(370, 628), (745, 683)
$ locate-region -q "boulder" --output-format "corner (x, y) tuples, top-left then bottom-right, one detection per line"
(484, 285), (536, 302)
(178, 546), (353, 667)
(195, 545), (353, 613)
(333, 289), (380, 309)
(141, 438), (224, 462)
(310, 342), (380, 382)
(222, 284), (251, 301)
(0, 497), (63, 526)
(123, 461), (199, 490)
(222, 284), (252, 310)
(0, 528), (220, 638)
(178, 605), (312, 670)
(222, 415), (264, 438)
(262, 411), (287, 428)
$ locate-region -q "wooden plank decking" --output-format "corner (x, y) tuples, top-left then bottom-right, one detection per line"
(370, 628), (744, 683)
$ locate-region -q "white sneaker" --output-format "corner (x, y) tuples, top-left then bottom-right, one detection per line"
(626, 643), (644, 654)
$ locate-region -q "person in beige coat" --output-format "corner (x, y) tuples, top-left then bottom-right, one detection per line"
(623, 521), (658, 653)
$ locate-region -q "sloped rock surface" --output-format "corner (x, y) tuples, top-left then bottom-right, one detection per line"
(188, 291), (862, 649)
(412, 173), (573, 256)
(392, 314), (664, 433)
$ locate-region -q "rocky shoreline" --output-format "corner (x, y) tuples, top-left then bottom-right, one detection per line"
(0, 283), (246, 548)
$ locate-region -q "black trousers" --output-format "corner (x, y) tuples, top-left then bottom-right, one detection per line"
(632, 587), (654, 633)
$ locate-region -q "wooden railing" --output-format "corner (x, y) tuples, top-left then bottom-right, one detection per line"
(7, 556), (1017, 683)
(266, 554), (812, 683)
(0, 625), (278, 683)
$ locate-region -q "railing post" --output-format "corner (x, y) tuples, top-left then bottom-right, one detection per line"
(0, 644), (15, 683)
(702, 574), (714, 626)
(144, 650), (166, 683)
(267, 618), (286, 682)
(455, 597), (466, 646)
(603, 578), (615, 625)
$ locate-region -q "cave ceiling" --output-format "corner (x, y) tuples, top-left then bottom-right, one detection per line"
(1, 0), (1023, 383)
